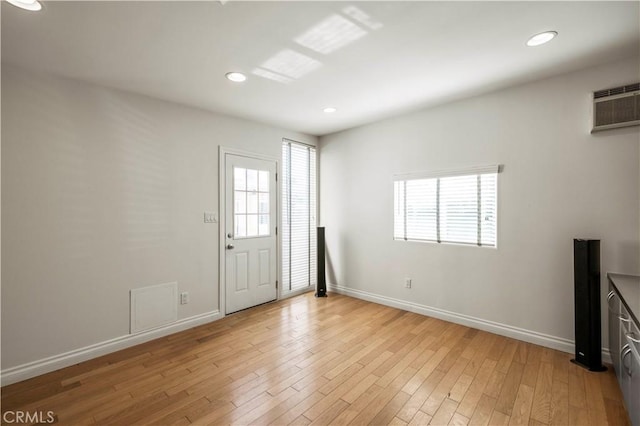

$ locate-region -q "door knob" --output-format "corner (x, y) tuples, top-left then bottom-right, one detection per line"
(226, 244), (235, 250)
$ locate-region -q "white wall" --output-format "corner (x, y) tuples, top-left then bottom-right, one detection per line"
(320, 57), (640, 352)
(1, 65), (316, 371)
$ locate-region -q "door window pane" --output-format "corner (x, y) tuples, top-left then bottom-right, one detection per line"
(234, 191), (246, 214)
(234, 168), (246, 191)
(235, 215), (246, 237)
(233, 166), (271, 239)
(259, 193), (269, 214)
(247, 169), (258, 191)
(247, 215), (258, 237)
(259, 171), (269, 192)
(247, 191), (258, 214)
(259, 215), (270, 236)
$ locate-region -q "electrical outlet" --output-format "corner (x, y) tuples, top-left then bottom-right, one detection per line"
(180, 292), (189, 305)
(405, 278), (412, 289)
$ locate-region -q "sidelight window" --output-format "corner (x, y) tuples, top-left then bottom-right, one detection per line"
(282, 140), (317, 291)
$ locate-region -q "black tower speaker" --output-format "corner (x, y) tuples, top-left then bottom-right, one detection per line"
(316, 227), (327, 297)
(571, 239), (606, 371)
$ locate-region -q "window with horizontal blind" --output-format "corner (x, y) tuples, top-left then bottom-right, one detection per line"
(282, 140), (317, 292)
(394, 166), (499, 247)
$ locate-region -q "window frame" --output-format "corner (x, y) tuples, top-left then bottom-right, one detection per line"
(393, 165), (500, 248)
(281, 139), (318, 294)
(232, 166), (272, 239)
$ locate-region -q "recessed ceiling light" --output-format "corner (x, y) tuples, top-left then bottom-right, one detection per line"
(6, 0), (42, 11)
(526, 31), (557, 47)
(323, 107), (337, 113)
(225, 72), (247, 83)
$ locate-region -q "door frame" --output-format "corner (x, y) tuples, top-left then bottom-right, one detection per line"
(218, 146), (280, 317)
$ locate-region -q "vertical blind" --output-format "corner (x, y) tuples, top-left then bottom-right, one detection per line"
(394, 167), (498, 247)
(282, 140), (317, 291)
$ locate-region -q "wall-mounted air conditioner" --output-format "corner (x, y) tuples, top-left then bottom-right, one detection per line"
(592, 82), (639, 133)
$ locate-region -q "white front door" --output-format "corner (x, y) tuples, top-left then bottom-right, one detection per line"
(225, 153), (277, 314)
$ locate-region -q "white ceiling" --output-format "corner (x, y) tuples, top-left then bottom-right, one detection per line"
(2, 1), (639, 136)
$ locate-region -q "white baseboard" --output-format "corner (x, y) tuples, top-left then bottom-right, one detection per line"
(1, 310), (222, 386)
(328, 284), (612, 365)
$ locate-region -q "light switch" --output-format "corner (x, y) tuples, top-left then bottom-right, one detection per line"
(204, 211), (217, 223)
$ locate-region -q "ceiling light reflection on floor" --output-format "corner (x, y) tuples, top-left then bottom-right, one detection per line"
(295, 14), (367, 55)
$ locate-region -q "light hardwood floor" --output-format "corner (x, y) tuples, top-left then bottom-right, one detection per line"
(0, 293), (631, 425)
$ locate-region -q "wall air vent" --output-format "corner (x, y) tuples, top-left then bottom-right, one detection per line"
(592, 82), (640, 133)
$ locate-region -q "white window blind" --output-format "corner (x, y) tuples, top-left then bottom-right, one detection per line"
(282, 140), (317, 291)
(394, 166), (498, 247)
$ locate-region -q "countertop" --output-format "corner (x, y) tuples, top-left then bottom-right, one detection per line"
(608, 273), (640, 327)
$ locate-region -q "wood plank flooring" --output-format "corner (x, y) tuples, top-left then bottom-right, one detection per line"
(0, 293), (631, 425)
